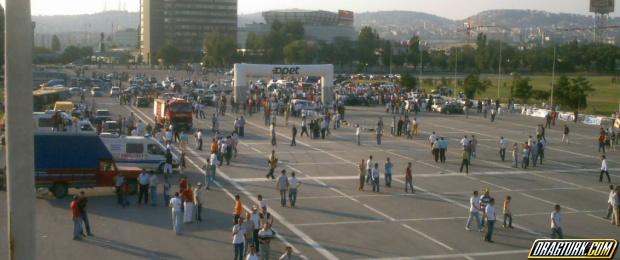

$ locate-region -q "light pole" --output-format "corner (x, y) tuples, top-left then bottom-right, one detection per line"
(454, 47), (458, 89)
(551, 45), (556, 109)
(5, 0), (36, 259)
(419, 42), (423, 85)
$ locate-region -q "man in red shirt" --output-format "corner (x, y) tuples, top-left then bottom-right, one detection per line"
(70, 195), (82, 240)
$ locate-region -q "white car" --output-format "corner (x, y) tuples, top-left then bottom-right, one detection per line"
(110, 87), (120, 96)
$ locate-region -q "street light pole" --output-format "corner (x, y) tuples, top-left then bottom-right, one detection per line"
(419, 42), (423, 84)
(497, 39), (502, 99)
(551, 45), (556, 109)
(454, 47), (458, 89)
(5, 0), (36, 259)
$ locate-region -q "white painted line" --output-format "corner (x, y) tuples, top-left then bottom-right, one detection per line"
(232, 175), (358, 183)
(124, 105), (327, 260)
(294, 220), (384, 227)
(359, 249), (529, 260)
(519, 193), (578, 212)
(401, 223), (454, 251)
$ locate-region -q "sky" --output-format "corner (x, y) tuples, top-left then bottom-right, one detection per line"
(2, 0), (618, 19)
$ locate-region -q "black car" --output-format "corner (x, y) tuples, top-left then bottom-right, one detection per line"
(135, 97), (150, 107)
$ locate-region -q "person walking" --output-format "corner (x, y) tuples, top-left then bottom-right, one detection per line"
(562, 125), (570, 144)
(194, 183), (203, 222)
(356, 124), (361, 145)
(276, 170), (289, 207)
(537, 139), (545, 165)
(233, 218), (246, 260)
(600, 155), (611, 183)
(439, 137), (447, 163)
(250, 206), (261, 252)
(551, 204), (563, 239)
(384, 157), (393, 187)
(606, 185), (616, 219)
(76, 191), (93, 237)
(278, 246), (293, 260)
(258, 223), (274, 260)
(266, 151), (278, 179)
(137, 169), (150, 205)
(432, 138), (440, 163)
(169, 192), (183, 235)
(358, 159), (366, 191)
(503, 196), (513, 228)
(71, 195), (83, 240)
(483, 198), (496, 242)
(182, 183), (195, 224)
(195, 129), (203, 151)
(234, 194), (244, 224)
(531, 140), (539, 167)
(149, 171), (158, 206)
(405, 162), (415, 193)
(521, 143), (530, 169)
(470, 135), (478, 159)
(611, 186), (620, 226)
(371, 163), (380, 193)
(460, 149), (470, 174)
(499, 137), (507, 161)
(300, 117), (309, 137)
(466, 190), (482, 232)
(511, 143), (519, 168)
(114, 174), (128, 207)
(246, 244), (259, 260)
(270, 123), (277, 147)
(291, 125), (297, 146)
(163, 178), (171, 205)
(366, 156), (373, 184)
(288, 172), (301, 207)
(599, 132), (607, 153)
(376, 126), (383, 145)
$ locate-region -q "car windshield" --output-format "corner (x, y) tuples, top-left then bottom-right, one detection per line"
(97, 110), (111, 116)
(168, 103), (193, 113)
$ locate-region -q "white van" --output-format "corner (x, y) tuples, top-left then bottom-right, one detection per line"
(99, 135), (178, 172)
(33, 111), (96, 135)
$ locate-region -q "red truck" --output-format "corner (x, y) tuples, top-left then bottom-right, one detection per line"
(35, 134), (142, 198)
(153, 97), (193, 131)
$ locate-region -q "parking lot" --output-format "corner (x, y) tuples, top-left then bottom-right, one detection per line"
(1, 92), (619, 259)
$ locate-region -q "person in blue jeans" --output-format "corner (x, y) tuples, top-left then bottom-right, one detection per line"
(232, 218), (245, 260)
(484, 198), (496, 242)
(70, 195), (83, 240)
(384, 158), (393, 187)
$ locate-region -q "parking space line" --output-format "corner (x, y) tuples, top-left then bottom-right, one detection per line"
(358, 249), (530, 260)
(519, 193), (578, 212)
(401, 223), (454, 251)
(124, 105), (330, 260)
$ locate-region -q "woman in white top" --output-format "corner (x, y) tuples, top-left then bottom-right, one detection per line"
(233, 218), (246, 260)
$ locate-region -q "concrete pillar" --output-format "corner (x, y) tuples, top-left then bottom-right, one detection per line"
(233, 64), (247, 104)
(321, 64), (334, 107)
(5, 0), (36, 259)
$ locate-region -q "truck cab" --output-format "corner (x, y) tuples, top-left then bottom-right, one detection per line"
(35, 134), (141, 198)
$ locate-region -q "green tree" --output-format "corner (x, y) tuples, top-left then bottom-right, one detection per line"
(380, 40), (393, 70)
(203, 32), (237, 68)
(462, 74), (489, 99)
(399, 73), (418, 92)
(332, 37), (355, 69)
(357, 26), (380, 68)
(245, 32), (265, 63)
(555, 75), (595, 121)
(407, 35), (420, 65)
(283, 40), (312, 64)
(51, 34), (61, 52)
(61, 45), (93, 63)
(156, 44), (181, 65)
(512, 75), (534, 104)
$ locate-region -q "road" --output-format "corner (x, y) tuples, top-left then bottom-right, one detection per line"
(1, 94), (619, 259)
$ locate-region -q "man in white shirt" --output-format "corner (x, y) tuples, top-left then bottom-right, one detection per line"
(288, 172), (301, 208)
(207, 153), (219, 189)
(428, 131), (437, 149)
(366, 155), (373, 184)
(195, 129), (203, 151)
(551, 204), (563, 238)
(258, 223), (274, 260)
(484, 198), (496, 242)
(466, 190), (482, 232)
(137, 170), (150, 205)
(169, 192), (183, 235)
(232, 218), (246, 260)
(250, 207), (261, 252)
(606, 185), (615, 219)
(355, 124), (361, 146)
(460, 135), (469, 148)
(600, 155), (611, 183)
(276, 170), (289, 207)
(499, 137), (507, 161)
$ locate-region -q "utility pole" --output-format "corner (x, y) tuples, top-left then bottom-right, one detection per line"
(418, 42), (423, 84)
(551, 45), (556, 109)
(5, 0), (36, 259)
(497, 39), (502, 99)
(454, 47), (458, 89)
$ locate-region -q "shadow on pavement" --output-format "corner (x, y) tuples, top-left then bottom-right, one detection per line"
(81, 236), (182, 259)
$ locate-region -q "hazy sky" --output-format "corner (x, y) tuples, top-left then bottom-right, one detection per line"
(4, 0), (618, 19)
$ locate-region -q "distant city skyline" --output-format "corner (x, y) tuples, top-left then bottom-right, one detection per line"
(1, 0), (618, 19)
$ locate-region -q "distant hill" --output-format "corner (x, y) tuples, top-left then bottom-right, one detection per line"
(33, 11), (138, 34)
(32, 9), (619, 44)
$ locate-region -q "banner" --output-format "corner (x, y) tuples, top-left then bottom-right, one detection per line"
(583, 116), (603, 126)
(558, 112), (575, 122)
